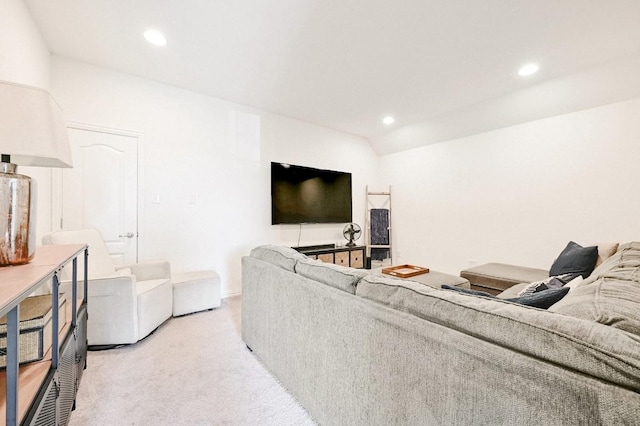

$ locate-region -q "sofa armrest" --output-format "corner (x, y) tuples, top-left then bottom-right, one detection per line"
(85, 274), (138, 294)
(85, 275), (139, 345)
(117, 260), (171, 281)
(58, 273), (138, 300)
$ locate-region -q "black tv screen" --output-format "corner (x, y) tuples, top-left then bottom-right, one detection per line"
(271, 162), (352, 224)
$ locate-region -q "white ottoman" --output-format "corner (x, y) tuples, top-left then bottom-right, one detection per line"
(171, 270), (221, 316)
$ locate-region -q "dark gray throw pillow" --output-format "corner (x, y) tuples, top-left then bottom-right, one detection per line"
(506, 286), (570, 309)
(549, 241), (598, 278)
(442, 285), (570, 310)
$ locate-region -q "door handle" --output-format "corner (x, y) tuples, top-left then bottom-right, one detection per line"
(118, 232), (135, 238)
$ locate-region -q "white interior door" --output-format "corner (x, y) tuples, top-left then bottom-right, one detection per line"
(62, 126), (139, 265)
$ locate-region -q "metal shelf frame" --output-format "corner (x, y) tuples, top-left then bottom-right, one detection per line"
(0, 245), (88, 426)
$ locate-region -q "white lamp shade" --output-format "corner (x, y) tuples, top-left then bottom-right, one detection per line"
(0, 80), (72, 168)
(0, 80), (72, 265)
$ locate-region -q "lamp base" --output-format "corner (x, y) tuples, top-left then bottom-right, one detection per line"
(1, 162), (37, 266)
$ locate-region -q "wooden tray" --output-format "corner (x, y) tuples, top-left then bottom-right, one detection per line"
(382, 264), (430, 278)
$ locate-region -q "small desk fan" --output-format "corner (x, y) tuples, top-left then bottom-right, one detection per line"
(343, 223), (362, 247)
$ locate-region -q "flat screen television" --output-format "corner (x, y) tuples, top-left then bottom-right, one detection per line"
(271, 162), (352, 224)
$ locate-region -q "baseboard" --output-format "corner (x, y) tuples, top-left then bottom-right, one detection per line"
(222, 289), (242, 298)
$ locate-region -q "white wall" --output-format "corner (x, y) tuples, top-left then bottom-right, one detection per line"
(0, 0), (56, 242)
(51, 57), (378, 296)
(0, 0), (50, 88)
(12, 0), (638, 293)
(379, 97), (640, 275)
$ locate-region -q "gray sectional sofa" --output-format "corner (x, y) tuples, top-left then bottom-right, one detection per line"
(241, 243), (640, 425)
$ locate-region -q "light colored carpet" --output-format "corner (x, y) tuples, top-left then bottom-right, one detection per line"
(69, 296), (316, 425)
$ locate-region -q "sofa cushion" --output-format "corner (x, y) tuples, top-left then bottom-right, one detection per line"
(357, 273), (439, 300)
(136, 278), (172, 295)
(295, 258), (368, 294)
(356, 273), (640, 391)
(549, 241), (598, 278)
(250, 245), (306, 272)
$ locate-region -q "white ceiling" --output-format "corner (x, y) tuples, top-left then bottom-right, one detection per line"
(25, 0), (640, 154)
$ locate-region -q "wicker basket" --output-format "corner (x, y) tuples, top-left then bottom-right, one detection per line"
(0, 294), (67, 367)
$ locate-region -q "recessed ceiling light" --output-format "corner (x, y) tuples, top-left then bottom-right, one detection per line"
(382, 116), (395, 125)
(144, 29), (167, 46)
(518, 63), (539, 76)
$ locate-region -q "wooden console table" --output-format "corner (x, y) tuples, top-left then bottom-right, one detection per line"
(294, 244), (366, 269)
(0, 244), (88, 426)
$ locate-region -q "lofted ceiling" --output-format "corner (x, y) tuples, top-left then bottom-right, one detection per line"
(25, 0), (640, 154)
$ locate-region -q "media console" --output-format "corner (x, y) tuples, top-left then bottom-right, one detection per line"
(293, 244), (366, 269)
(0, 244), (88, 426)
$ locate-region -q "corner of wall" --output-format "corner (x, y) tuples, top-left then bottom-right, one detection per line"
(0, 0), (51, 88)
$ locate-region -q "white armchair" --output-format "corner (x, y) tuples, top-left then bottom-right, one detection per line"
(42, 229), (173, 346)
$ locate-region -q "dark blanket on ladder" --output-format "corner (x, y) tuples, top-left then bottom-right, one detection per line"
(370, 208), (390, 261)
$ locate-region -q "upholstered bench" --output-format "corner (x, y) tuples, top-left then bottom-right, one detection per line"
(171, 270), (222, 316)
(460, 263), (548, 295)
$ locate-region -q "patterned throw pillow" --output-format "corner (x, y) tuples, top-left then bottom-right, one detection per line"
(517, 273), (579, 297)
